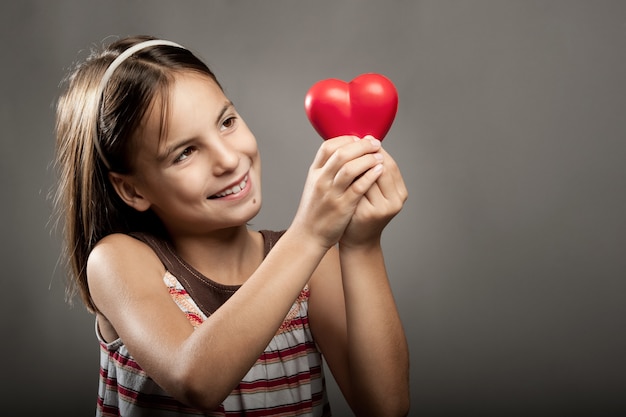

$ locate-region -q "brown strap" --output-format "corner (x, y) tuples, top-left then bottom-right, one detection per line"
(130, 230), (285, 317)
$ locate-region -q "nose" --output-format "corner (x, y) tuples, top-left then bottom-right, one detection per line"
(210, 137), (239, 176)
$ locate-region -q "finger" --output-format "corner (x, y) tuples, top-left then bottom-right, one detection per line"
(375, 148), (408, 202)
(325, 137), (381, 174)
(380, 148), (406, 185)
(346, 162), (384, 200)
(310, 135), (359, 169)
(332, 151), (384, 192)
(314, 136), (382, 170)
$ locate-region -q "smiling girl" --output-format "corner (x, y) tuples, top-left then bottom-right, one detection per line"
(54, 35), (409, 416)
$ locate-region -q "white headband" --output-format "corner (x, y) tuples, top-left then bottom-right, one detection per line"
(94, 39), (185, 169)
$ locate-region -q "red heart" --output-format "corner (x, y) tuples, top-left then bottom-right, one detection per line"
(304, 73), (398, 141)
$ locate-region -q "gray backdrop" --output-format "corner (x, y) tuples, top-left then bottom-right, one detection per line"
(2, 1), (625, 415)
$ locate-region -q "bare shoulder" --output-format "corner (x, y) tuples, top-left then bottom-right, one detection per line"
(89, 232), (156, 258)
(87, 233), (166, 302)
(92, 233), (157, 254)
(88, 233), (162, 273)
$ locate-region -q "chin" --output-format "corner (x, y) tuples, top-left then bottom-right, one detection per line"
(246, 199), (262, 222)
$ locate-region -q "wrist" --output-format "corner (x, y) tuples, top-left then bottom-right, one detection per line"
(282, 226), (334, 256)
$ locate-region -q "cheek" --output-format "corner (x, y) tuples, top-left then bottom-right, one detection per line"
(161, 169), (208, 199)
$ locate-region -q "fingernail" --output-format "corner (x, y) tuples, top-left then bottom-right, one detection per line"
(374, 153), (384, 161)
(368, 137), (381, 147)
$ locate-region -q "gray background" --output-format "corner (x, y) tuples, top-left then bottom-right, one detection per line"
(2, 1), (625, 415)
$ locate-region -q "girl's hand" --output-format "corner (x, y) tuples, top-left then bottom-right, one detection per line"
(340, 138), (408, 248)
(290, 136), (384, 250)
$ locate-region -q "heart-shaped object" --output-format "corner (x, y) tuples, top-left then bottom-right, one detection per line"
(304, 73), (398, 141)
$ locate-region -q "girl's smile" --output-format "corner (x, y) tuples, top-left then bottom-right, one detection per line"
(208, 173), (250, 200)
(116, 70), (262, 235)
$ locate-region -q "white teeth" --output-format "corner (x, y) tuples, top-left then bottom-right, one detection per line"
(213, 176), (248, 198)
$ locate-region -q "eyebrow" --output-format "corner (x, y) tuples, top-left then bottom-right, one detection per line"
(157, 101), (235, 162)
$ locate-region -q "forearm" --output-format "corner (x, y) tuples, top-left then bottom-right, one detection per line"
(176, 228), (329, 409)
(339, 242), (410, 417)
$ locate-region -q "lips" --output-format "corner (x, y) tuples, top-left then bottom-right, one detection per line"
(209, 175), (249, 199)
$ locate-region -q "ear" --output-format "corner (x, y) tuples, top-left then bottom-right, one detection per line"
(108, 172), (151, 212)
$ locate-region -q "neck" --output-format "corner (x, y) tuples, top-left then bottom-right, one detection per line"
(168, 225), (265, 286)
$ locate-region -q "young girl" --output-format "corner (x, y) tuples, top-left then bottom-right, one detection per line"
(54, 35), (409, 416)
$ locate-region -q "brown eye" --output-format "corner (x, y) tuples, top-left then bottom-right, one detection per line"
(221, 116), (237, 131)
(174, 147), (194, 163)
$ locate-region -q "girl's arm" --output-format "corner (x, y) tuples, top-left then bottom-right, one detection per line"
(309, 144), (410, 417)
(87, 136), (384, 411)
(89, 230), (327, 409)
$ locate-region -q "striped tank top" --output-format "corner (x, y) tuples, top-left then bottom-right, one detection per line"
(95, 230), (331, 416)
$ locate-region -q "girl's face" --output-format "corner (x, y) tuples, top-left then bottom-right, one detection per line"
(123, 71), (262, 236)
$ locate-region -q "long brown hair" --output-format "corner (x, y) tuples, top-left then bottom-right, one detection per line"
(53, 35), (220, 312)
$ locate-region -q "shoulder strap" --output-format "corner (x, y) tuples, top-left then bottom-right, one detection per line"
(130, 230), (285, 317)
(260, 229), (286, 255)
